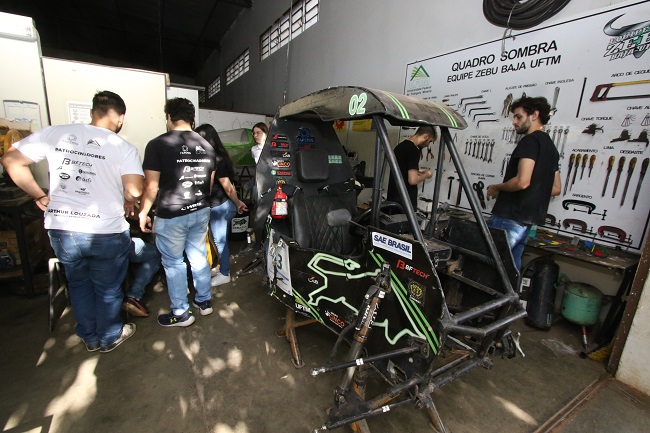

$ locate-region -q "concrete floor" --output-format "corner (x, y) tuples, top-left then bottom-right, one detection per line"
(1, 250), (649, 433)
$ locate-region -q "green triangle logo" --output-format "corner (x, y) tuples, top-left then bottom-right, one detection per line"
(410, 65), (430, 80)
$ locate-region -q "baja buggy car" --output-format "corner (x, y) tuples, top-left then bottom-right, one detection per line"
(251, 86), (524, 432)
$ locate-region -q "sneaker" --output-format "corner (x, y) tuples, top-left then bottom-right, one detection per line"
(210, 267), (222, 277)
(84, 340), (100, 352)
(100, 323), (136, 353)
(123, 297), (150, 317)
(192, 298), (213, 316)
(211, 273), (231, 287)
(158, 309), (195, 327)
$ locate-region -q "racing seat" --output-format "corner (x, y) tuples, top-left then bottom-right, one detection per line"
(289, 148), (356, 255)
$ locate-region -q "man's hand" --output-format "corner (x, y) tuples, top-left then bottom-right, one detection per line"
(139, 212), (153, 233)
(124, 201), (136, 218)
(486, 184), (499, 200)
(236, 200), (248, 214)
(419, 169), (433, 179)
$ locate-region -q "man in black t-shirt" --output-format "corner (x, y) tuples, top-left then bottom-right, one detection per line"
(138, 98), (216, 327)
(486, 96), (561, 270)
(387, 126), (437, 210)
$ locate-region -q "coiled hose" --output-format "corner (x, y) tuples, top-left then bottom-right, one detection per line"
(483, 0), (573, 30)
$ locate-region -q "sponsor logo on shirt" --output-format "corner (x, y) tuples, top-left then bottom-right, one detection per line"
(195, 145), (206, 154)
(62, 158), (92, 167)
(78, 169), (96, 176)
(271, 141), (290, 148)
(272, 134), (288, 140)
(75, 187), (90, 195)
(86, 139), (101, 149)
(55, 148), (105, 160)
(195, 190), (203, 196)
(272, 170), (292, 176)
(63, 134), (78, 145)
(181, 201), (203, 211)
(180, 145), (191, 155)
(194, 179), (205, 185)
(75, 176), (92, 183)
(183, 191), (191, 199)
(182, 181), (193, 188)
(59, 173), (70, 180)
(183, 166), (205, 172)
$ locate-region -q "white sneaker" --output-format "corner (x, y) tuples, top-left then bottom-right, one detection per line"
(211, 273), (231, 286)
(210, 267), (222, 277)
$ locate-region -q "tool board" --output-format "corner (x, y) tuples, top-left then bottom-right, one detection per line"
(403, 0), (650, 252)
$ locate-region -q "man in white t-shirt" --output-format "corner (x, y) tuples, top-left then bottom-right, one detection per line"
(1, 91), (144, 353)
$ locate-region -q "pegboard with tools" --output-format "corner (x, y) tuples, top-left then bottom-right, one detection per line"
(403, 0), (650, 252)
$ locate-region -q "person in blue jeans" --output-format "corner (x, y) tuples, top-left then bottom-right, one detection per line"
(1, 91), (143, 352)
(196, 124), (248, 286)
(139, 98), (217, 327)
(122, 237), (161, 317)
(486, 96), (561, 271)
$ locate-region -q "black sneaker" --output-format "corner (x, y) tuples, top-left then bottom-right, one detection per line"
(100, 323), (136, 353)
(84, 340), (100, 352)
(123, 297), (150, 317)
(192, 298), (213, 316)
(158, 309), (195, 327)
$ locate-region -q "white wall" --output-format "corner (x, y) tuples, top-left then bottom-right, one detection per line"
(208, 0), (630, 114)
(42, 58), (168, 159)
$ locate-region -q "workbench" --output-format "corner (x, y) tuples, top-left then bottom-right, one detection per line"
(525, 229), (640, 348)
(0, 190), (48, 296)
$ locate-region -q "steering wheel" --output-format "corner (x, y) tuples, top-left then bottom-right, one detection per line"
(353, 201), (404, 227)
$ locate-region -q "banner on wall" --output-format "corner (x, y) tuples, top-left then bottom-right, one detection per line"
(404, 0), (650, 252)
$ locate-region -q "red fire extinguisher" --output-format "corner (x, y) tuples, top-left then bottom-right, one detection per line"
(271, 181), (288, 219)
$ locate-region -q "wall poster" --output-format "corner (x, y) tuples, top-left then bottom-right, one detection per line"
(404, 0), (650, 252)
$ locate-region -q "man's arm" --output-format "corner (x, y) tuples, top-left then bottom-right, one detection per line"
(551, 170), (561, 197)
(486, 158), (535, 199)
(122, 174), (144, 203)
(407, 168), (433, 186)
(0, 147), (49, 209)
(138, 170), (160, 233)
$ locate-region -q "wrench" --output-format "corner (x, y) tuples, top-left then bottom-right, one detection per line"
(560, 127), (569, 159)
(463, 100), (486, 113)
(488, 140), (495, 163)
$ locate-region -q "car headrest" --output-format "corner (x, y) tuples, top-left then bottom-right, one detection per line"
(297, 148), (329, 182)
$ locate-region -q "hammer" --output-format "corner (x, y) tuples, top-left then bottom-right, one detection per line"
(447, 176), (455, 200)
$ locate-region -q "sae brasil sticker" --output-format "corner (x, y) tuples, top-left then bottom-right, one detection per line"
(371, 232), (413, 260)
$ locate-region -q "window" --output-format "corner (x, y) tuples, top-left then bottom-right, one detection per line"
(207, 76), (221, 98)
(226, 49), (250, 85)
(198, 90), (206, 104)
(260, 0), (319, 61)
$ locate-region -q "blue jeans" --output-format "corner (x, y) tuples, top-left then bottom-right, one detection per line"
(487, 215), (530, 271)
(48, 229), (130, 347)
(153, 208), (211, 314)
(126, 237), (161, 300)
(210, 200), (237, 276)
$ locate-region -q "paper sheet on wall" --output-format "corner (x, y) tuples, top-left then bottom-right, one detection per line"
(3, 100), (41, 131)
(67, 101), (92, 124)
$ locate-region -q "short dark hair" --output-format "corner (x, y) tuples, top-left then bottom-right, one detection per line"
(415, 125), (437, 141)
(252, 122), (268, 135)
(510, 96), (551, 125)
(92, 91), (126, 116)
(165, 98), (195, 126)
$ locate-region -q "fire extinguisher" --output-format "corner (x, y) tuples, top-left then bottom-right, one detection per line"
(271, 181), (288, 219)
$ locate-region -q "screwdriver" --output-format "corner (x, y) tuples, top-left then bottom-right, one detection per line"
(632, 158), (649, 210)
(588, 154), (596, 178)
(580, 153), (588, 180)
(602, 156), (615, 197)
(570, 154), (582, 191)
(612, 156), (626, 198)
(563, 153), (575, 196)
(620, 157), (637, 206)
